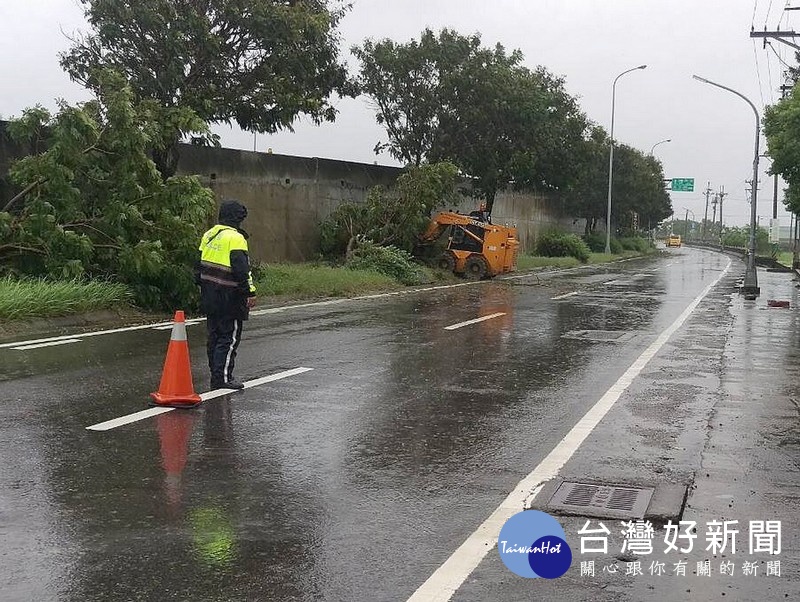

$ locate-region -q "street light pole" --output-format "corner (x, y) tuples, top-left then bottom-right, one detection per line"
(606, 65), (648, 254)
(649, 138), (671, 155)
(692, 75), (761, 299)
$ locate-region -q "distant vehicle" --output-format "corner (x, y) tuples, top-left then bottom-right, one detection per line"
(666, 234), (682, 248)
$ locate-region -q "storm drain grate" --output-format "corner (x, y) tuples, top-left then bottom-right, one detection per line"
(562, 330), (635, 343)
(548, 481), (655, 520)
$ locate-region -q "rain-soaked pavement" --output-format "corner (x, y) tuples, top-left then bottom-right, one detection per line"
(1, 247), (798, 601)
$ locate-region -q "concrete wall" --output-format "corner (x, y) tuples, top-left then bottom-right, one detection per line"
(177, 144), (582, 261)
(177, 144), (404, 263)
(493, 190), (585, 250)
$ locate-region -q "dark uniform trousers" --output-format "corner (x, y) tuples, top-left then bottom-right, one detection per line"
(206, 313), (244, 384)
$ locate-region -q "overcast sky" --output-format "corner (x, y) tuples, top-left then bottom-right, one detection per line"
(1, 0), (796, 227)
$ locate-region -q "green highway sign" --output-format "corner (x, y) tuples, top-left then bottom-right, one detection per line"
(670, 178), (695, 192)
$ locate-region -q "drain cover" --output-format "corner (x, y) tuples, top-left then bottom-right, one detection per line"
(562, 330), (635, 343)
(548, 481), (654, 520)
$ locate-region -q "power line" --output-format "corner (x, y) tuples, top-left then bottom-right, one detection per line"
(766, 44), (776, 103)
(767, 41), (794, 70)
(753, 39), (767, 109)
(780, 0), (791, 27)
(766, 0), (776, 25)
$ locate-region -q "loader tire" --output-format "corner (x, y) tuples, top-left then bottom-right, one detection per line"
(464, 255), (489, 280)
(437, 252), (456, 273)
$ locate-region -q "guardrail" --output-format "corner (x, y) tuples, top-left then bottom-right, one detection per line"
(682, 241), (793, 272)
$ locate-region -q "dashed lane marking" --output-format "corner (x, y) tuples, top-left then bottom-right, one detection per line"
(85, 367), (314, 432)
(551, 291), (579, 300)
(444, 313), (506, 331)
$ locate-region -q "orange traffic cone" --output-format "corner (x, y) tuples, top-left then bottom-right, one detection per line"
(150, 310), (202, 408)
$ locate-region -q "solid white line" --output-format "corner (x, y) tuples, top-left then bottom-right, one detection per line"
(85, 367), (314, 432)
(243, 366), (314, 388)
(405, 258), (731, 602)
(444, 313), (506, 331)
(551, 291), (579, 300)
(0, 318), (205, 349)
(11, 339), (82, 350)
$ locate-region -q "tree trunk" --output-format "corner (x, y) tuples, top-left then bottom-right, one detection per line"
(484, 189), (497, 217)
(152, 139), (180, 180)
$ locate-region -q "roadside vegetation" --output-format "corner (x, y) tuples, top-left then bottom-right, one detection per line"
(0, 278), (132, 321)
(253, 263), (402, 299)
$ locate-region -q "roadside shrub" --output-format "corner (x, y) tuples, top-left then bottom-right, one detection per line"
(609, 237), (623, 254)
(345, 240), (426, 285)
(535, 232), (590, 263)
(619, 237), (650, 253)
(583, 232), (606, 253)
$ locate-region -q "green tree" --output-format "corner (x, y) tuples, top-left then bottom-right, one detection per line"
(1, 71), (214, 309)
(563, 127), (610, 234)
(611, 145), (672, 234)
(564, 128), (671, 234)
(319, 161), (459, 257)
(765, 85), (800, 215)
(354, 29), (587, 214)
(62, 0), (354, 178)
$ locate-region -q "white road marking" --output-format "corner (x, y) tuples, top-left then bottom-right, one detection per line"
(11, 339), (82, 350)
(242, 366), (314, 388)
(0, 318), (205, 349)
(444, 313), (506, 331)
(405, 258), (731, 602)
(551, 291), (579, 300)
(86, 407), (176, 431)
(85, 367), (314, 432)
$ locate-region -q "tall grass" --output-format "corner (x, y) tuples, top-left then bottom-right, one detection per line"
(517, 252), (646, 271)
(255, 263), (402, 298)
(0, 278), (133, 321)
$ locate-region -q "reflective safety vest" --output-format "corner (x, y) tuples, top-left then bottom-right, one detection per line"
(198, 225), (256, 294)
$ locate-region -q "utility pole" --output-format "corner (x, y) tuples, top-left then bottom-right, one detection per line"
(685, 208), (690, 238)
(702, 182), (712, 240)
(795, 213), (800, 269)
(718, 186), (727, 248)
(711, 193), (718, 239)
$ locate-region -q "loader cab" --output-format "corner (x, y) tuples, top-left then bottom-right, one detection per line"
(450, 223), (485, 253)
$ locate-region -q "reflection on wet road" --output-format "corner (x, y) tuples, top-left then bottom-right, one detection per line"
(0, 248), (727, 601)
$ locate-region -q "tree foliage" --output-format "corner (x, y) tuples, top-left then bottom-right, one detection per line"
(564, 127), (672, 234)
(721, 225), (770, 253)
(765, 85), (800, 215)
(319, 161), (459, 257)
(353, 29), (588, 213)
(1, 71), (214, 309)
(62, 0), (354, 177)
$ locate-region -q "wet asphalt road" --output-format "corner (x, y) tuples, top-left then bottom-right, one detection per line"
(0, 248), (741, 601)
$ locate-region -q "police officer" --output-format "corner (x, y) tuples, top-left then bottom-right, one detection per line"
(196, 200), (256, 390)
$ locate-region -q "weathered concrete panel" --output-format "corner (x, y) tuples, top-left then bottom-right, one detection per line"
(177, 144), (403, 262)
